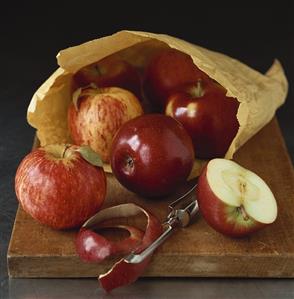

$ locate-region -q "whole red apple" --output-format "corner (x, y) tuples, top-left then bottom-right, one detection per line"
(110, 114), (194, 197)
(15, 144), (106, 229)
(143, 48), (209, 111)
(68, 86), (143, 163)
(74, 56), (141, 99)
(165, 80), (239, 159)
(196, 159), (278, 237)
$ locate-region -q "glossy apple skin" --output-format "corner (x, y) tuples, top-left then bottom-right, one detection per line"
(166, 82), (239, 159)
(196, 164), (264, 237)
(74, 56), (141, 99)
(68, 87), (143, 163)
(143, 48), (209, 111)
(111, 114), (194, 197)
(15, 145), (106, 230)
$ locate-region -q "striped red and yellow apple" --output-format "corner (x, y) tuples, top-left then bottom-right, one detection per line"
(68, 86), (143, 163)
(15, 144), (106, 229)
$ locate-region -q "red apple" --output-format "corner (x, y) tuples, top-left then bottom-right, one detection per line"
(197, 159), (278, 237)
(15, 144), (106, 229)
(74, 56), (141, 99)
(110, 114), (194, 197)
(68, 86), (143, 163)
(165, 80), (239, 159)
(143, 48), (209, 111)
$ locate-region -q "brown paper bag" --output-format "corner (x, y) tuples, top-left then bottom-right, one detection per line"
(27, 30), (288, 176)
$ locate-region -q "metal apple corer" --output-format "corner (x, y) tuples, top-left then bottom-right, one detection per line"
(124, 178), (199, 264)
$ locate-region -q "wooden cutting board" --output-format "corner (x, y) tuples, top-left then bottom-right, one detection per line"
(7, 118), (294, 278)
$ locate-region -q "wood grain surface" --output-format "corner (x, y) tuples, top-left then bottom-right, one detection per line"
(7, 118), (294, 278)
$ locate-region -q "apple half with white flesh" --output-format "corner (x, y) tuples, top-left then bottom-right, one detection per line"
(197, 159), (278, 237)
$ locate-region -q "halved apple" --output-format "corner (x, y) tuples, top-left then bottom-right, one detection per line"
(197, 159), (277, 237)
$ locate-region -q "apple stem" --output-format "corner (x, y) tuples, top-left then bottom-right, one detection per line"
(191, 80), (204, 97)
(239, 205), (249, 221)
(94, 64), (102, 76)
(62, 144), (71, 159)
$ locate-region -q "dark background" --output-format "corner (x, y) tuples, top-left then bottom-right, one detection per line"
(0, 1), (293, 296)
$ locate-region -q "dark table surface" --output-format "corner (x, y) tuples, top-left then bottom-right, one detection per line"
(1, 2), (293, 298)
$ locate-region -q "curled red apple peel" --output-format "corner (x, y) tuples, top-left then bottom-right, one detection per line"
(76, 203), (163, 292)
(76, 225), (144, 263)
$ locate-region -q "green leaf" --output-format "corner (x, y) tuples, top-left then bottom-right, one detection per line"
(78, 146), (103, 167)
(72, 88), (82, 111)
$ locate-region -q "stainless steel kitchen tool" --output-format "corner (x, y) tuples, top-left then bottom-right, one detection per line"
(124, 178), (199, 264)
